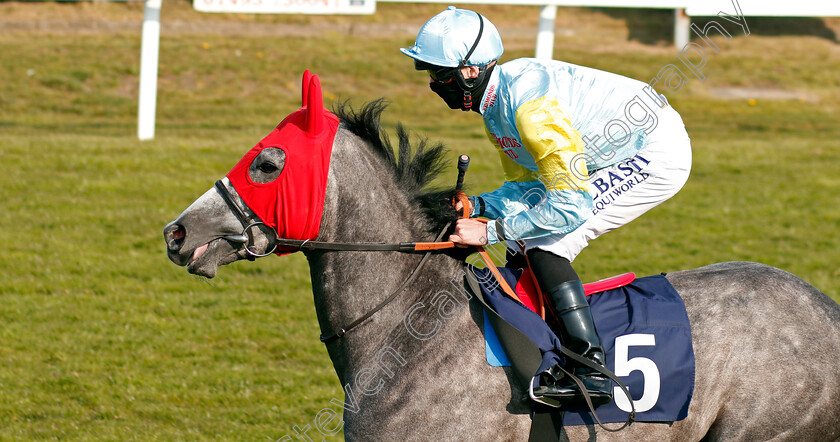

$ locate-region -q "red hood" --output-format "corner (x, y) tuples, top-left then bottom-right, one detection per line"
(226, 71), (339, 254)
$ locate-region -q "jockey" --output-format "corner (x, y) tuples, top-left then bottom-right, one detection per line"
(401, 7), (692, 407)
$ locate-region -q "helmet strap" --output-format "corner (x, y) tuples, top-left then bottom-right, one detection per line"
(453, 12), (488, 112)
(427, 11), (494, 113)
(457, 12), (485, 72)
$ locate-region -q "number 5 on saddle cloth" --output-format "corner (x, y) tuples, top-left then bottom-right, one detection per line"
(463, 265), (695, 426)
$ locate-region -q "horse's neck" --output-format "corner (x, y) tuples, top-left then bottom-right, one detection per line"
(302, 129), (528, 438)
(306, 131), (466, 383)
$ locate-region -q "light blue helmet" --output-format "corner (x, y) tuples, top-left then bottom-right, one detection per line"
(400, 7), (504, 68)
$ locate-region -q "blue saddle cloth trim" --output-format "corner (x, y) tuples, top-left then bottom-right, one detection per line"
(483, 311), (511, 367)
(477, 267), (564, 374)
(473, 266), (695, 425)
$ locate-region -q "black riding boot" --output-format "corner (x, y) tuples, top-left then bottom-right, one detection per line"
(535, 280), (613, 406)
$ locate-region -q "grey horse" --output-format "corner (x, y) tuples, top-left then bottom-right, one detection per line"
(164, 99), (840, 441)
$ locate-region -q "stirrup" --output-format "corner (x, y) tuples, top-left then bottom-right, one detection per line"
(526, 357), (637, 432)
(526, 364), (581, 409)
(528, 377), (564, 408)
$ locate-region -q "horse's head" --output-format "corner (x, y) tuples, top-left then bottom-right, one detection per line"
(163, 71), (339, 278)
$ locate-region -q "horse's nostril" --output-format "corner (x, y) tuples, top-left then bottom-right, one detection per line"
(164, 223), (187, 251)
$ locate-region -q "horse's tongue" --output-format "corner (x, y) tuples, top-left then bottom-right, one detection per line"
(191, 243), (209, 264)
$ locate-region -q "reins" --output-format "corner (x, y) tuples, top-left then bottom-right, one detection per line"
(319, 221), (452, 343)
(273, 237), (457, 253)
(214, 179), (459, 256)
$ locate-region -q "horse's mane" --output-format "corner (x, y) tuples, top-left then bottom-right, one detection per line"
(333, 99), (459, 233)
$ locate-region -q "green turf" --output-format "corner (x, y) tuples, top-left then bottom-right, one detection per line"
(0, 1), (838, 439)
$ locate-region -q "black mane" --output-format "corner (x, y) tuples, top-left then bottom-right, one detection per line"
(333, 100), (459, 233)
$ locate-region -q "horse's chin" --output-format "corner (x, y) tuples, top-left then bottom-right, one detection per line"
(186, 239), (241, 278)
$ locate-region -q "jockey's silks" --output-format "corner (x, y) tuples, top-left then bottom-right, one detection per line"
(472, 58), (673, 244)
(226, 71), (339, 254)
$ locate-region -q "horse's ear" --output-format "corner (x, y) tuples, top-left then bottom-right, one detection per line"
(305, 74), (324, 134)
(301, 69), (313, 106)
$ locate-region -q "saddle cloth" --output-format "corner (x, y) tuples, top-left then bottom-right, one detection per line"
(470, 266), (695, 425)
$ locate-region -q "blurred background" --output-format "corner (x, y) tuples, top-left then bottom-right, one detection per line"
(0, 0), (838, 439)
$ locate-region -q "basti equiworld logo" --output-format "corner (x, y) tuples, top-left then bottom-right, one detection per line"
(590, 153), (651, 215)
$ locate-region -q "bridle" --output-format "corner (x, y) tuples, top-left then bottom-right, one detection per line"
(213, 178), (461, 342)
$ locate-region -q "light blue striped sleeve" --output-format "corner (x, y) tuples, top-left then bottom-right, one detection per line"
(471, 181), (593, 244)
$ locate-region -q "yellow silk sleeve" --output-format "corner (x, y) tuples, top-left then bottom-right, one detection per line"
(514, 97), (588, 192)
(484, 127), (539, 182)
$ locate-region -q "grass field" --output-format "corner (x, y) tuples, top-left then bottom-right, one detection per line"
(0, 1), (838, 439)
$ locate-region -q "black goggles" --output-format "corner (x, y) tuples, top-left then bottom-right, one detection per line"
(427, 67), (457, 83)
(415, 60), (458, 83)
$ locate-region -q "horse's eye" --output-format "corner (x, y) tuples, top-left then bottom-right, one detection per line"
(249, 147), (285, 183)
(258, 163), (278, 174)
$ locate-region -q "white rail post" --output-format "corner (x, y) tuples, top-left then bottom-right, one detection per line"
(535, 5), (558, 60)
(673, 7), (690, 48)
(138, 0), (163, 141)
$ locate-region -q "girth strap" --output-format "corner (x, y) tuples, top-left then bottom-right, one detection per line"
(463, 270), (560, 441)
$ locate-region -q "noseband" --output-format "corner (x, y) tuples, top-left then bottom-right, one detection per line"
(214, 180), (280, 258)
